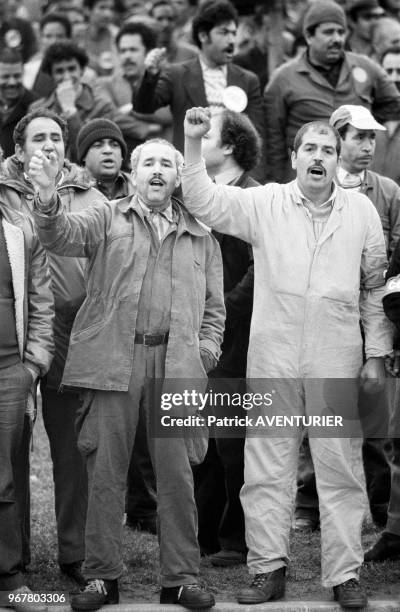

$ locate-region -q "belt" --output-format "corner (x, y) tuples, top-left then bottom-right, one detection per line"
(134, 332), (169, 346)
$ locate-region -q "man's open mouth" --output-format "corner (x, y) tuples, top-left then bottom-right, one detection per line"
(150, 178), (165, 186)
(308, 166), (326, 176)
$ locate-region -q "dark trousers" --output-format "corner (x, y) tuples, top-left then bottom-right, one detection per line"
(78, 344), (200, 586)
(194, 372), (246, 553)
(41, 383), (87, 564)
(0, 362), (31, 590)
(126, 404), (157, 523)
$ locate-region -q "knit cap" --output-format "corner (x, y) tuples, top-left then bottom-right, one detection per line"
(77, 118), (127, 164)
(303, 0), (347, 35)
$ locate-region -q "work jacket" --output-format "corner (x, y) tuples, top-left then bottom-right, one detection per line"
(33, 194), (225, 391)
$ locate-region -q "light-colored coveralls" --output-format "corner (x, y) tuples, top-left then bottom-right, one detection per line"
(181, 160), (393, 587)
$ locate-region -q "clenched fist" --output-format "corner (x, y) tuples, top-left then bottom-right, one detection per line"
(184, 107), (212, 140)
(144, 47), (167, 76)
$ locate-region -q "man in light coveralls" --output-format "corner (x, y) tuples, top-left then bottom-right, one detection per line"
(181, 107), (392, 609)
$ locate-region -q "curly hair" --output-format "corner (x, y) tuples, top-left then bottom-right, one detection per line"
(116, 20), (157, 51)
(41, 41), (88, 75)
(13, 108), (68, 147)
(192, 0), (238, 48)
(219, 110), (261, 172)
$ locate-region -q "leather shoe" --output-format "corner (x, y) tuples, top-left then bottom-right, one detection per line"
(71, 579), (119, 611)
(333, 579), (367, 609)
(237, 567), (286, 604)
(60, 561), (86, 587)
(210, 550), (246, 567)
(6, 586), (47, 612)
(160, 584), (215, 609)
(293, 517), (319, 532)
(364, 532), (400, 562)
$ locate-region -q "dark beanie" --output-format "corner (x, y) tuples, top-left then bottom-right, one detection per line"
(77, 118), (127, 164)
(303, 0), (347, 35)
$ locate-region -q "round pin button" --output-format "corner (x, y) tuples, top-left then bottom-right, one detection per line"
(222, 86), (248, 112)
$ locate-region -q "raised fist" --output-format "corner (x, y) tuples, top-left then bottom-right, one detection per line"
(144, 47), (167, 76)
(184, 107), (212, 140)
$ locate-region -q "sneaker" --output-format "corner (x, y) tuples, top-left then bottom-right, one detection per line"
(237, 568), (286, 604)
(70, 579), (119, 611)
(333, 579), (367, 609)
(6, 586), (47, 612)
(160, 584), (215, 609)
(60, 561), (86, 587)
(210, 550), (246, 567)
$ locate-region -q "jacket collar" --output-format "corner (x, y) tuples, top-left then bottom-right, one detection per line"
(116, 193), (210, 237)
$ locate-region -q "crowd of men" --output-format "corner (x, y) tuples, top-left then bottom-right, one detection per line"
(2, 0), (400, 610)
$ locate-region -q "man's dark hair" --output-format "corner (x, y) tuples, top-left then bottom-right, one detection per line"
(84, 0), (116, 9)
(116, 21), (157, 51)
(13, 108), (68, 147)
(40, 12), (72, 37)
(150, 0), (173, 14)
(0, 49), (23, 64)
(219, 110), (261, 172)
(380, 45), (400, 65)
(192, 0), (238, 48)
(292, 121), (341, 156)
(41, 41), (88, 74)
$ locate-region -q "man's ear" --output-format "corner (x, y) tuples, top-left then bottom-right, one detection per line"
(222, 143), (234, 157)
(15, 144), (24, 164)
(131, 170), (137, 187)
(291, 149), (297, 171)
(175, 170), (182, 188)
(198, 30), (209, 47)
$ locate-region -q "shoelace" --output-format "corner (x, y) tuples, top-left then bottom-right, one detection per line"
(251, 574), (268, 588)
(341, 579), (361, 592)
(178, 584), (202, 598)
(83, 579), (107, 595)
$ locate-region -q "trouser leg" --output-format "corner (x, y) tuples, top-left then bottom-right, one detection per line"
(144, 344), (200, 587)
(0, 363), (31, 590)
(295, 434), (319, 522)
(310, 436), (367, 587)
(193, 439), (226, 553)
(80, 370), (142, 579)
(126, 404), (157, 523)
(42, 384), (87, 564)
(216, 436), (246, 552)
(14, 415), (31, 569)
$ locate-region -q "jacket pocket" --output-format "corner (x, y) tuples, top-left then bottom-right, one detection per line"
(70, 319), (105, 343)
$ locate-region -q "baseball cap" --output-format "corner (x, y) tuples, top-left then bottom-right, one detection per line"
(329, 105), (386, 131)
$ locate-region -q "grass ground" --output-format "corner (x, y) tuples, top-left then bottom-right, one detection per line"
(28, 409), (400, 605)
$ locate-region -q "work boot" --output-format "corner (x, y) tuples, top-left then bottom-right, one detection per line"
(160, 584), (215, 609)
(71, 579), (119, 611)
(237, 567), (286, 604)
(333, 579), (367, 609)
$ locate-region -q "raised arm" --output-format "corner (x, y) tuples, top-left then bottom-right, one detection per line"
(183, 107), (265, 245)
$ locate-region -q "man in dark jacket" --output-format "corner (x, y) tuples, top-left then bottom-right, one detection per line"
(263, 0), (400, 183)
(132, 0), (264, 157)
(0, 49), (37, 158)
(0, 203), (53, 612)
(0, 108), (107, 586)
(193, 109), (260, 566)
